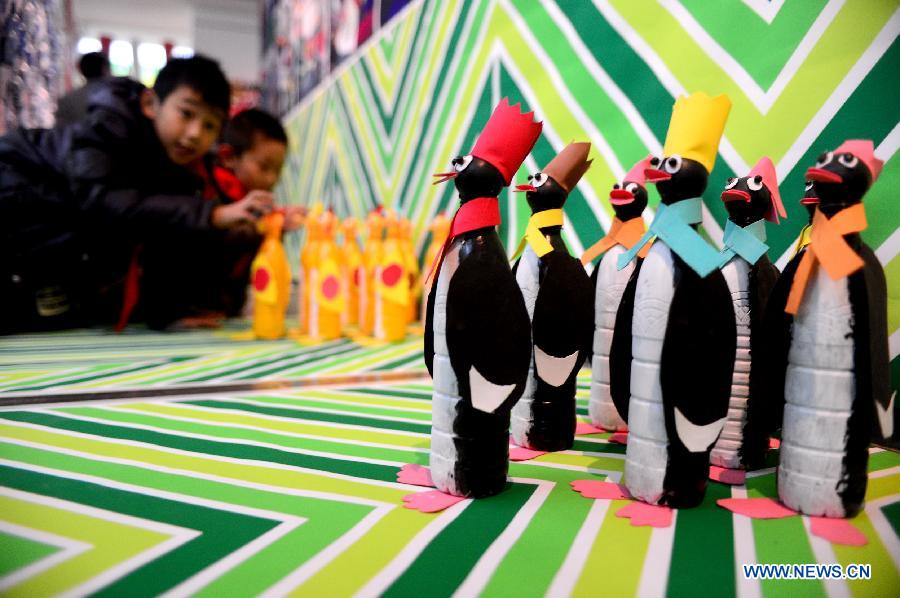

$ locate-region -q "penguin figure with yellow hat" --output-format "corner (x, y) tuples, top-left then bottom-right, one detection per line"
(509, 142), (594, 451)
(615, 93), (737, 508)
(583, 156), (652, 433)
(251, 210), (291, 340)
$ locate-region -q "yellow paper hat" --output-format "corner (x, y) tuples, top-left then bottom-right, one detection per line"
(662, 92), (732, 173)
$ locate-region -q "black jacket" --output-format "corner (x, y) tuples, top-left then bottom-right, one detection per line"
(0, 77), (219, 332)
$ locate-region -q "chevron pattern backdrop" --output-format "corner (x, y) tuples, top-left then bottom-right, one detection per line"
(276, 0), (900, 386)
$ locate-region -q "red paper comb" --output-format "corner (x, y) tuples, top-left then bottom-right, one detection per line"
(834, 139), (884, 182)
(624, 156), (653, 186)
(748, 156), (785, 224)
(470, 97), (543, 185)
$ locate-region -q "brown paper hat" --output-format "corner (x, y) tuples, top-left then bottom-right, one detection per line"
(543, 142), (593, 192)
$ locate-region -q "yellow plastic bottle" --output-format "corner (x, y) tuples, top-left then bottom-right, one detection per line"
(298, 204), (323, 336)
(251, 211), (291, 340)
(359, 209), (385, 337)
(375, 210), (409, 342)
(420, 212), (451, 322)
(399, 217), (420, 325)
(340, 217), (363, 330)
(315, 210), (344, 340)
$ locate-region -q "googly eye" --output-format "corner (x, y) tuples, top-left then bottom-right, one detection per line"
(815, 151), (833, 168)
(724, 177), (739, 190)
(804, 180), (814, 192)
(532, 172), (548, 188)
(747, 175), (763, 192)
(453, 155), (474, 172)
(625, 182), (638, 193)
(838, 153), (858, 168)
(664, 154), (682, 174)
(612, 183), (620, 190)
(649, 156), (661, 168)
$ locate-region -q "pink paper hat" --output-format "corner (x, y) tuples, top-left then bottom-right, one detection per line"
(623, 156), (652, 186)
(748, 156), (786, 224)
(834, 139), (884, 182)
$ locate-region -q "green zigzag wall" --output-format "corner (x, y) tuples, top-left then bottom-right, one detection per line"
(278, 0), (900, 378)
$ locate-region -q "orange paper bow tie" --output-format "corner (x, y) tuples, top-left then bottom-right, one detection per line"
(785, 204), (867, 315)
(580, 217), (650, 265)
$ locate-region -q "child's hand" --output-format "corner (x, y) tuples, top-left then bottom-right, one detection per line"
(212, 190), (274, 228)
(283, 205), (307, 231)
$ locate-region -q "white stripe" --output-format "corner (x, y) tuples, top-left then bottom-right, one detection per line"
(741, 0), (785, 25)
(866, 494), (900, 569)
(0, 418), (416, 492)
(659, 0), (845, 114)
(635, 510), (678, 598)
(776, 10), (900, 180)
(730, 486), (762, 598)
(546, 496), (613, 596)
(453, 479), (554, 597)
(209, 396), (430, 426)
(0, 523), (90, 591)
(353, 499), (471, 597)
(802, 516), (851, 598)
(0, 439), (389, 508)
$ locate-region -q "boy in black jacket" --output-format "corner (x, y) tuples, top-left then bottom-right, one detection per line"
(0, 55), (271, 333)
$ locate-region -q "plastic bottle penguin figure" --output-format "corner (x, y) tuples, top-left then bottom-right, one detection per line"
(509, 142), (594, 451)
(420, 212), (451, 323)
(709, 157), (783, 471)
(315, 210), (345, 340)
(341, 217), (363, 329)
(614, 93), (736, 508)
(763, 140), (890, 517)
(359, 208), (385, 337)
(424, 97), (538, 497)
(582, 157), (652, 432)
(375, 210), (409, 342)
(398, 218), (420, 324)
(251, 211), (291, 340)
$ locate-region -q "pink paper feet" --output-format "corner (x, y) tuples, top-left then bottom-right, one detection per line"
(809, 517), (868, 546)
(575, 422), (605, 435)
(616, 502), (673, 527)
(709, 465), (746, 485)
(402, 490), (466, 513)
(397, 463), (433, 487)
(571, 480), (631, 500)
(509, 446), (549, 461)
(717, 497), (796, 519)
(608, 432), (628, 445)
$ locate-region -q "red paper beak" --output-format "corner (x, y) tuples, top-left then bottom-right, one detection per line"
(644, 168), (671, 183)
(721, 189), (751, 203)
(800, 196), (820, 205)
(432, 171), (458, 185)
(609, 189), (634, 205)
(515, 184), (537, 193)
(805, 167), (842, 184)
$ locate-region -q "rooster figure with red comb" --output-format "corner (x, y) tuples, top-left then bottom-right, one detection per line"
(424, 98), (540, 498)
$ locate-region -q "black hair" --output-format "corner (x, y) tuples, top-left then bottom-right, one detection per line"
(153, 54), (231, 115)
(78, 52), (109, 79)
(222, 108), (288, 155)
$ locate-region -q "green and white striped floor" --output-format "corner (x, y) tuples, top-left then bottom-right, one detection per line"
(0, 329), (897, 597)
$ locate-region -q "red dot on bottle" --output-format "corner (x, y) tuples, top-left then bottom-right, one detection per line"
(254, 268), (270, 291)
(322, 275), (340, 299)
(382, 264), (402, 286)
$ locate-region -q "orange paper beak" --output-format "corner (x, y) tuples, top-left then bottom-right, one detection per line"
(721, 189), (751, 203)
(432, 171), (458, 185)
(644, 168), (671, 183)
(805, 167), (842, 184)
(609, 189), (634, 205)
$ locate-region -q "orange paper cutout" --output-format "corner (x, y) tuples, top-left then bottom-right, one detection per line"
(785, 204), (866, 315)
(581, 217), (649, 265)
